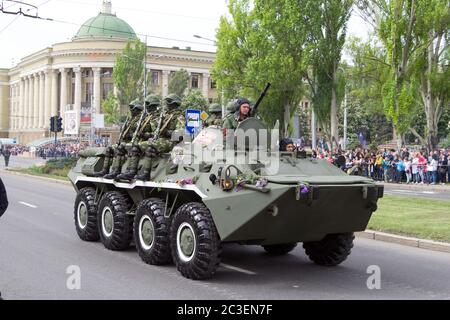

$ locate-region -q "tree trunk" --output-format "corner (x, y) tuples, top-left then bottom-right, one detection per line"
(330, 71), (339, 151)
(284, 97), (291, 138)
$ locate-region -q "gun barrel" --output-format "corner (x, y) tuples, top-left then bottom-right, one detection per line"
(252, 82), (271, 114)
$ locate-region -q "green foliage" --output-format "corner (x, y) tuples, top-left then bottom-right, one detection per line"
(101, 92), (120, 125)
(181, 90), (209, 112)
(168, 69), (190, 97)
(113, 39), (146, 106)
(29, 158), (78, 177)
(212, 0), (309, 135)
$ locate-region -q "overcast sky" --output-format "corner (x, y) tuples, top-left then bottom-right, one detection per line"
(0, 0), (371, 69)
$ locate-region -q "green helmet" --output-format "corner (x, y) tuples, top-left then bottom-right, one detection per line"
(145, 94), (160, 108)
(164, 93), (182, 108)
(209, 103), (222, 113)
(226, 100), (237, 112)
(129, 99), (143, 111)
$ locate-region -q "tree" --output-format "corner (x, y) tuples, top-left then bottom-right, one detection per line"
(101, 92), (120, 125)
(168, 69), (190, 97)
(357, 0), (450, 151)
(212, 0), (309, 136)
(113, 39), (146, 106)
(181, 90), (209, 112)
(306, 0), (353, 150)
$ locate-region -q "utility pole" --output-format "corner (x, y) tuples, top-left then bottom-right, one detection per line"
(143, 35), (148, 106)
(343, 88), (347, 150)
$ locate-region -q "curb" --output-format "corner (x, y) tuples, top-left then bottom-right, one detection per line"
(356, 230), (450, 254)
(376, 182), (450, 192)
(0, 169), (71, 186)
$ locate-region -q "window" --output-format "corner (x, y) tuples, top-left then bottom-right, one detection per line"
(102, 68), (113, 78)
(304, 101), (309, 109)
(82, 69), (93, 78)
(71, 83), (75, 104)
(85, 82), (93, 103)
(210, 80), (216, 89)
(102, 83), (114, 100)
(151, 71), (159, 86)
(191, 74), (199, 89)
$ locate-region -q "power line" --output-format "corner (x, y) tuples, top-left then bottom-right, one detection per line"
(0, 0), (53, 35)
(0, 1), (216, 47)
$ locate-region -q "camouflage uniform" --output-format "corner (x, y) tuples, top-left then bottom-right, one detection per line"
(136, 94), (185, 181)
(222, 98), (251, 130)
(115, 95), (162, 181)
(102, 100), (143, 180)
(204, 103), (222, 127)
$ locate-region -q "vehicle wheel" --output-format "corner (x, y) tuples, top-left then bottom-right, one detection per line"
(74, 187), (99, 241)
(134, 198), (172, 265)
(262, 243), (297, 255)
(170, 202), (222, 280)
(303, 232), (355, 266)
(98, 191), (133, 251)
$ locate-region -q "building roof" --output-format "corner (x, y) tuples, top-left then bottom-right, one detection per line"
(73, 12), (137, 41)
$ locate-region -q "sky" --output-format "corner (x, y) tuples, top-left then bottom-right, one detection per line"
(0, 0), (371, 69)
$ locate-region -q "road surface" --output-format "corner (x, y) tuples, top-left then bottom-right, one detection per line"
(0, 172), (449, 300)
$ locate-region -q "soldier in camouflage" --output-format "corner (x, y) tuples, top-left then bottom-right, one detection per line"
(101, 100), (144, 180)
(204, 103), (223, 127)
(115, 95), (161, 181)
(222, 98), (252, 130)
(135, 93), (185, 181)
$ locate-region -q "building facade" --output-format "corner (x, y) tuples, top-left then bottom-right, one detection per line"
(0, 1), (216, 144)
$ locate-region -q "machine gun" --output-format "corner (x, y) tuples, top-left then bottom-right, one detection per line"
(152, 105), (166, 142)
(250, 82), (271, 117)
(117, 115), (131, 145)
(130, 105), (148, 145)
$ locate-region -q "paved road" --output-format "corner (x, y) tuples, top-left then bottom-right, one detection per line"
(382, 183), (450, 200)
(1, 172), (449, 300)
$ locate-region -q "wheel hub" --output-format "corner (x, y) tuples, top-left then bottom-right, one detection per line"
(77, 202), (87, 229)
(102, 207), (114, 237)
(139, 216), (154, 250)
(177, 222), (196, 262)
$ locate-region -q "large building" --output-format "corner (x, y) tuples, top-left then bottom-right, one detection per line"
(0, 1), (216, 144)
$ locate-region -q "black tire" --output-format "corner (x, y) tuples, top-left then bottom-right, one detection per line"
(134, 198), (172, 265)
(74, 187), (99, 241)
(97, 191), (133, 251)
(303, 232), (355, 266)
(170, 202), (222, 280)
(262, 243), (297, 255)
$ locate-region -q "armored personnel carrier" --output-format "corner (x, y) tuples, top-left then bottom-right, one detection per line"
(69, 118), (383, 280)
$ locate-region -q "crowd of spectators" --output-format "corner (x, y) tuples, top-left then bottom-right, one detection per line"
(7, 141), (93, 159)
(313, 146), (450, 185)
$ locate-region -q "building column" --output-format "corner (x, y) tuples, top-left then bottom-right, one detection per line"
(38, 72), (45, 129)
(23, 77), (28, 129)
(51, 69), (58, 117)
(60, 68), (68, 126)
(74, 67), (82, 130)
(44, 70), (51, 129)
(162, 70), (170, 97)
(202, 73), (209, 98)
(33, 74), (39, 128)
(93, 67), (101, 116)
(27, 75), (33, 129)
(18, 79), (24, 129)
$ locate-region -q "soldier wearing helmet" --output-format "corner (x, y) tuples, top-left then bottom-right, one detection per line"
(204, 103), (223, 127)
(222, 98), (252, 130)
(135, 94), (185, 181)
(101, 99), (143, 180)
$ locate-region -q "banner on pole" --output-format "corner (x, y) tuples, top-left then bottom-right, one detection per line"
(64, 110), (79, 134)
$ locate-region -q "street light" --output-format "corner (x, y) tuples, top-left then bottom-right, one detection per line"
(193, 34), (216, 43)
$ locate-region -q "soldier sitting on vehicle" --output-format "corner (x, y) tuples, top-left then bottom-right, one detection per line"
(135, 94), (185, 181)
(279, 138), (296, 152)
(96, 100), (143, 179)
(115, 95), (161, 181)
(204, 103), (223, 127)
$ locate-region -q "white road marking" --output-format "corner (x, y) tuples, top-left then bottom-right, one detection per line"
(392, 189), (414, 193)
(221, 263), (257, 275)
(422, 191), (436, 194)
(19, 201), (37, 208)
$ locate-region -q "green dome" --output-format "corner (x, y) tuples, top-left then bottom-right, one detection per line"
(74, 12), (137, 40)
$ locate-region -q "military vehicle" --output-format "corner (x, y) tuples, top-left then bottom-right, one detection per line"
(68, 116), (383, 280)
